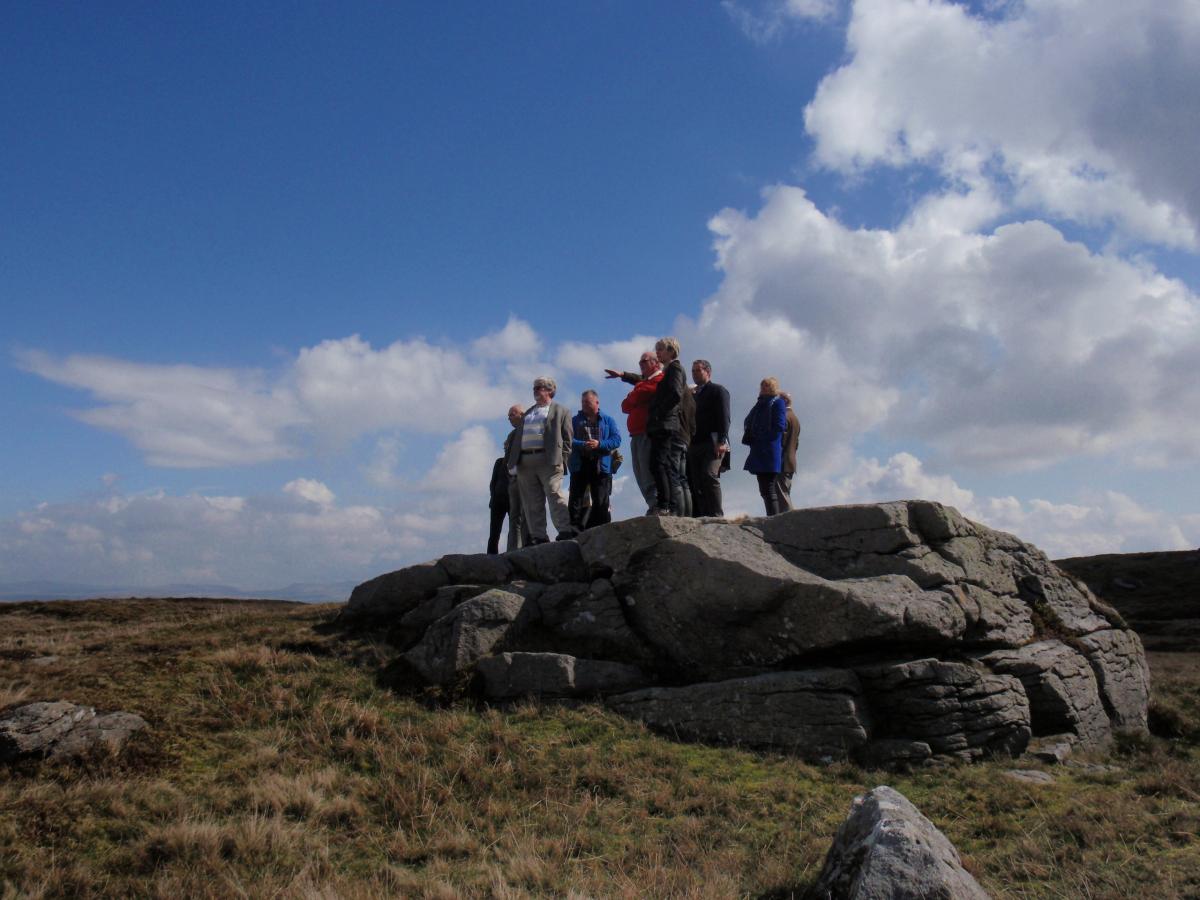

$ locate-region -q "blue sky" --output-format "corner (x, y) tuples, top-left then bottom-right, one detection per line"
(4, 0), (1200, 592)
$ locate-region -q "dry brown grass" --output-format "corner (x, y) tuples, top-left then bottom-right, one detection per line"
(0, 598), (1197, 898)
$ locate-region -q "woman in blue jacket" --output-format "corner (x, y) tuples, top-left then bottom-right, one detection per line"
(567, 389), (623, 531)
(742, 376), (788, 516)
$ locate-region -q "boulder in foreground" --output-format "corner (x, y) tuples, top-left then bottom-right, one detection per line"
(812, 785), (989, 899)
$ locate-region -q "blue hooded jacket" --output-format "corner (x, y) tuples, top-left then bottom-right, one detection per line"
(742, 395), (787, 474)
(568, 410), (623, 475)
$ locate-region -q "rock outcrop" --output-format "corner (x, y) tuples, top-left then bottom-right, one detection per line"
(812, 786), (989, 899)
(0, 701), (146, 762)
(341, 501), (1150, 765)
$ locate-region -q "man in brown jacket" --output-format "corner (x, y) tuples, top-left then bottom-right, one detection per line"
(776, 391), (801, 511)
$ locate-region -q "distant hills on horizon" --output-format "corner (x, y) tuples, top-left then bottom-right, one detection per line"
(0, 579), (357, 604)
(4, 545), (1196, 611)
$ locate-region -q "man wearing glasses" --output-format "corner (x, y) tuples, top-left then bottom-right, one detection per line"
(605, 351), (664, 513)
(505, 376), (575, 543)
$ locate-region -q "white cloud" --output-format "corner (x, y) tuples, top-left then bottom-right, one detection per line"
(15, 350), (307, 467)
(701, 185), (1200, 473)
(420, 426), (500, 496)
(823, 451), (975, 509)
(471, 315), (542, 360)
(363, 435), (405, 489)
(555, 335), (660, 378)
(724, 0), (840, 43)
(16, 327), (539, 468)
(0, 477), (498, 590)
(805, 0), (1200, 247)
(283, 478), (335, 508)
(290, 334), (517, 439)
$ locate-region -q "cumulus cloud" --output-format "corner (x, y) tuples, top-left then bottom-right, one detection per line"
(0, 478), (495, 590)
(471, 315), (542, 360)
(555, 335), (661, 379)
(290, 334), (518, 439)
(420, 426), (500, 495)
(702, 185), (1200, 472)
(363, 435), (405, 489)
(14, 350), (307, 467)
(805, 0), (1200, 247)
(16, 327), (541, 468)
(283, 478), (335, 508)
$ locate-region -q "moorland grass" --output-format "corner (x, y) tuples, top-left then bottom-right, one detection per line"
(0, 598), (1197, 898)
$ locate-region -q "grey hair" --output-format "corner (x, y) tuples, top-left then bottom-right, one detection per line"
(581, 389), (599, 400)
(533, 376), (557, 397)
(692, 359), (712, 373)
(655, 336), (681, 359)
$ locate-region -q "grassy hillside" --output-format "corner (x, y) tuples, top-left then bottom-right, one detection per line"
(1, 598), (1197, 898)
(1057, 549), (1200, 650)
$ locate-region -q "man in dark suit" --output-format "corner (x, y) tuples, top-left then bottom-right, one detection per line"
(688, 359), (731, 517)
(487, 455), (511, 554)
(488, 404), (529, 553)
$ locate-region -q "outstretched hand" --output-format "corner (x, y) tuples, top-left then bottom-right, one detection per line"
(603, 368), (621, 379)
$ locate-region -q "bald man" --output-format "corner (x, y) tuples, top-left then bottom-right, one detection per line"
(498, 403), (530, 550)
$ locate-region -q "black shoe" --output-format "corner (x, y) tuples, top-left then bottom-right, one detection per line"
(555, 529), (579, 541)
(529, 537), (550, 545)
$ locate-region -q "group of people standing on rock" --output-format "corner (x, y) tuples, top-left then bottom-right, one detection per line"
(487, 336), (801, 552)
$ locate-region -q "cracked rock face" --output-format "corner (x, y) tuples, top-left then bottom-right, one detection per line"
(342, 500), (1150, 765)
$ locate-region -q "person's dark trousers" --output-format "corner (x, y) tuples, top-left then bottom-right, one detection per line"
(649, 431), (679, 513)
(670, 438), (692, 516)
(687, 443), (724, 517)
(487, 501), (509, 554)
(568, 466), (612, 529)
(775, 472), (793, 512)
(756, 472), (783, 516)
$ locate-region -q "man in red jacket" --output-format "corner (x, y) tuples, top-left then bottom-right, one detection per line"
(605, 350), (663, 512)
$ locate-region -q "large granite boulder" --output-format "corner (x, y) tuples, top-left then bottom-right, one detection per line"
(812, 786), (990, 899)
(341, 501), (1150, 765)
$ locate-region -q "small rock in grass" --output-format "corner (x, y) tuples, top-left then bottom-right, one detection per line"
(0, 701), (146, 762)
(1003, 768), (1055, 785)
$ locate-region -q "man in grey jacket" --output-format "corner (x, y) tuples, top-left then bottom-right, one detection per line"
(505, 376), (575, 543)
